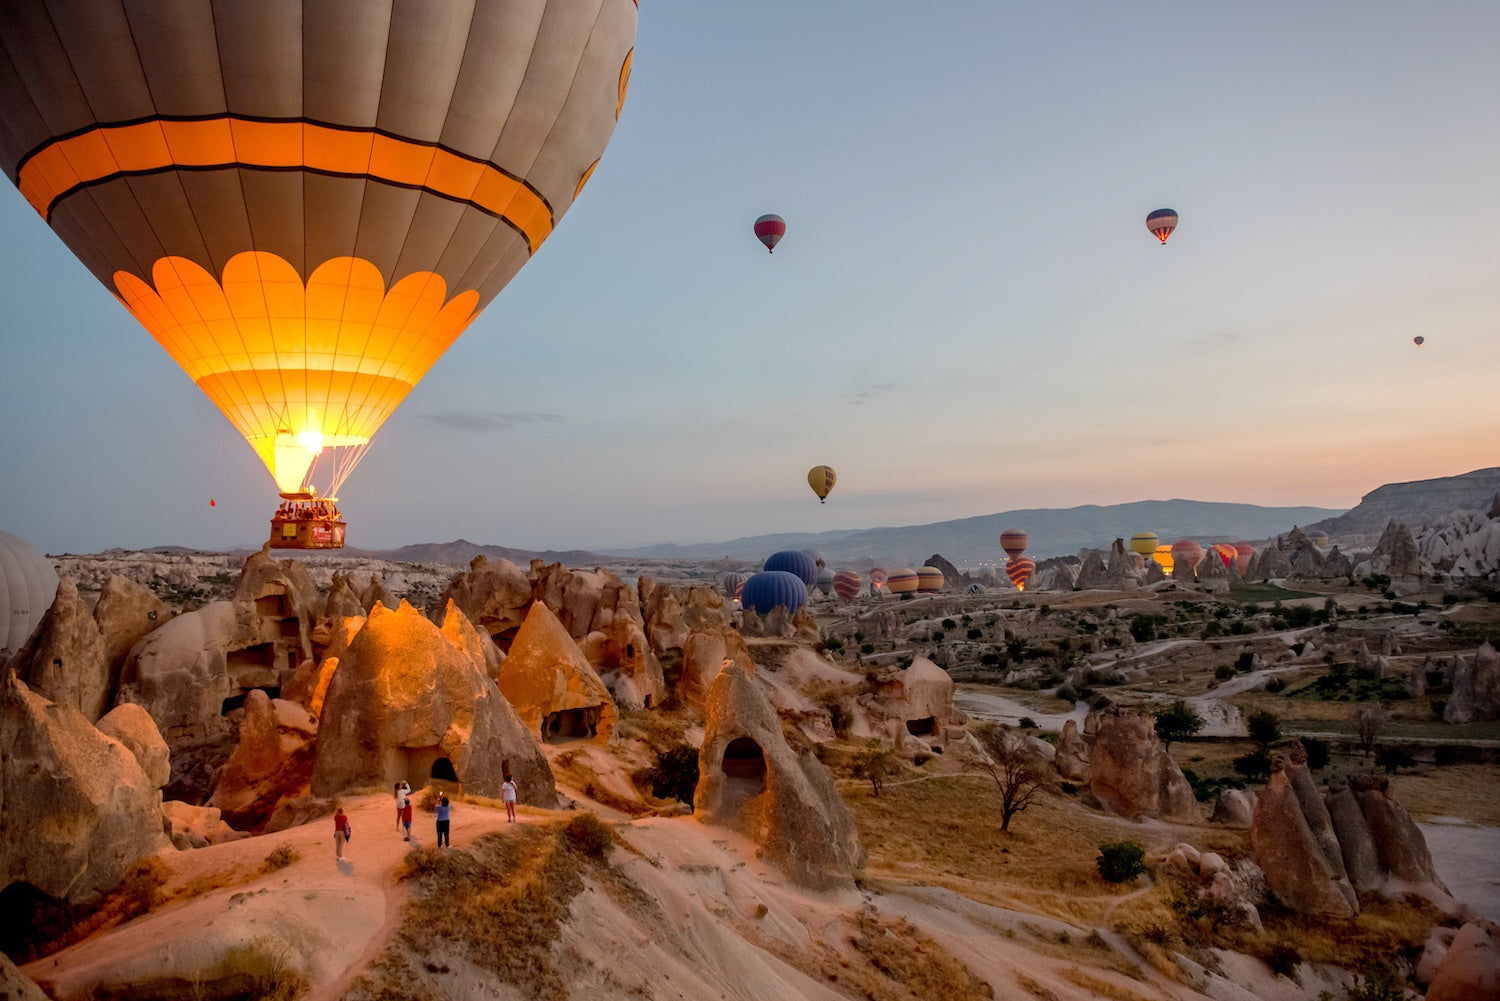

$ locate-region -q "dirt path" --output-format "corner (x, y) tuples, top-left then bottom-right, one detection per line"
(23, 790), (544, 1001)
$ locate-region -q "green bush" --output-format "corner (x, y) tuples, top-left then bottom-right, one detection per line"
(1233, 749), (1271, 781)
(1247, 709), (1282, 746)
(1265, 677), (1287, 693)
(1302, 737), (1331, 770)
(1095, 840), (1147, 884)
(1215, 664), (1235, 680)
(1375, 745), (1417, 774)
(1055, 683), (1081, 703)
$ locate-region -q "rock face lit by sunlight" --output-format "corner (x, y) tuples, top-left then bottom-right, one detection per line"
(498, 601), (617, 743)
(310, 600), (554, 804)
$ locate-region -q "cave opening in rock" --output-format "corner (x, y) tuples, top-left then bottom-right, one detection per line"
(430, 757), (458, 782)
(543, 705), (600, 742)
(905, 716), (936, 736)
(722, 736), (767, 782)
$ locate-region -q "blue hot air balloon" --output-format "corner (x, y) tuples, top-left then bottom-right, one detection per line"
(764, 550), (818, 586)
(740, 571), (809, 616)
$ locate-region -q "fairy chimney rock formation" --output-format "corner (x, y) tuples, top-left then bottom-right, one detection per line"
(8, 577), (110, 722)
(311, 600), (555, 805)
(92, 573), (172, 697)
(898, 656), (954, 736)
(496, 601), (617, 744)
(436, 556), (535, 648)
(0, 674), (170, 905)
(1445, 641), (1500, 723)
(1053, 718), (1090, 783)
(95, 702), (171, 790)
(1251, 752), (1358, 917)
(1086, 706), (1197, 821)
(209, 690), (319, 831)
(696, 662), (865, 889)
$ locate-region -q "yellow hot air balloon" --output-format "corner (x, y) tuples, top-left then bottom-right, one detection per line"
(0, 1), (636, 547)
(807, 465), (837, 503)
(1129, 532), (1159, 557)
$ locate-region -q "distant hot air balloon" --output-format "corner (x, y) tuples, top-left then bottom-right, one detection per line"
(1307, 530), (1330, 551)
(754, 213), (786, 253)
(1413, 336), (1425, 346)
(1211, 543), (1237, 569)
(722, 572), (749, 600)
(967, 582), (986, 594)
(802, 548), (827, 570)
(815, 567), (836, 596)
(886, 568), (919, 597)
(1006, 556), (1036, 592)
(208, 498), (216, 508)
(832, 570), (862, 602)
(1153, 545), (1175, 574)
(1000, 529), (1029, 559)
(0, 531), (60, 652)
(807, 466), (837, 504)
(1233, 543), (1256, 578)
(1147, 208), (1179, 244)
(1170, 540), (1204, 574)
(764, 550), (818, 586)
(916, 566), (945, 593)
(1129, 532), (1159, 558)
(0, 1), (637, 549)
(868, 568), (888, 594)
(740, 570), (808, 616)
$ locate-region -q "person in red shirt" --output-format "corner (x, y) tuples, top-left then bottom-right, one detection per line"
(400, 796), (414, 841)
(333, 805), (351, 861)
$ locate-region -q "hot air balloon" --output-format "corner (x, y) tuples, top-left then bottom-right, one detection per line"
(886, 568), (919, 597)
(1233, 543), (1256, 578)
(1129, 532), (1159, 558)
(916, 566), (945, 593)
(1000, 529), (1029, 559)
(868, 568), (888, 594)
(1153, 545), (1175, 574)
(722, 572), (749, 601)
(832, 570), (862, 602)
(1413, 336), (1425, 346)
(802, 548), (827, 570)
(764, 550), (818, 586)
(754, 213), (786, 253)
(966, 582), (986, 594)
(807, 466), (837, 504)
(1307, 530), (1329, 551)
(1006, 556), (1036, 592)
(1170, 540), (1204, 574)
(0, 1), (637, 549)
(740, 570), (808, 616)
(1211, 543), (1237, 569)
(815, 566), (836, 596)
(1147, 208), (1178, 244)
(0, 531), (59, 653)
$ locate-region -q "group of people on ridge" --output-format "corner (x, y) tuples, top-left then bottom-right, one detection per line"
(331, 773), (519, 862)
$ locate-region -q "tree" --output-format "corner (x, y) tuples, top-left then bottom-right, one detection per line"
(1246, 709), (1282, 746)
(1354, 704), (1387, 759)
(1096, 840), (1147, 883)
(646, 745), (700, 808)
(849, 740), (899, 797)
(1154, 700), (1205, 750)
(971, 722), (1045, 832)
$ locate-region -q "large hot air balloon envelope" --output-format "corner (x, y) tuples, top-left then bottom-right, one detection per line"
(764, 550), (818, 586)
(1129, 532), (1159, 557)
(1153, 545), (1174, 574)
(1147, 208), (1178, 244)
(740, 571), (808, 616)
(722, 572), (749, 600)
(832, 570), (862, 602)
(1000, 529), (1029, 559)
(1006, 556), (1036, 592)
(1233, 543), (1256, 578)
(802, 549), (827, 570)
(754, 213), (786, 253)
(1170, 540), (1204, 572)
(1211, 543), (1237, 569)
(0, 1), (637, 544)
(0, 531), (59, 653)
(807, 466), (836, 504)
(886, 568), (919, 597)
(916, 566), (945, 593)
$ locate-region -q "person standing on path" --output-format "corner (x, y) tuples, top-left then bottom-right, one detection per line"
(333, 805), (351, 861)
(502, 776), (518, 823)
(435, 794), (451, 847)
(400, 794), (414, 841)
(394, 781), (410, 831)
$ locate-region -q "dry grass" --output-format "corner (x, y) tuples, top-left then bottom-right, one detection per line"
(2, 856), (170, 962)
(349, 815), (617, 1001)
(840, 911), (995, 1001)
(613, 706), (695, 751)
(1386, 763), (1500, 824)
(1061, 965), (1161, 1001)
(845, 774), (1201, 925)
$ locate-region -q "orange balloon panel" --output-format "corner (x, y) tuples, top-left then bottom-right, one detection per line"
(1153, 545), (1174, 574)
(916, 566), (945, 593)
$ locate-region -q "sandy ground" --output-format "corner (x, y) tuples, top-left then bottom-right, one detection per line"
(1419, 819), (1500, 922)
(22, 792), (541, 1001)
(953, 687), (1087, 729)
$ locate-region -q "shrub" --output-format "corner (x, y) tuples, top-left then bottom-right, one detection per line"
(1302, 737), (1331, 770)
(966, 628), (982, 640)
(1247, 709), (1282, 746)
(1154, 700), (1205, 750)
(1017, 717), (1037, 729)
(1265, 677), (1286, 693)
(860, 642), (876, 655)
(1262, 942), (1302, 980)
(1233, 749), (1271, 781)
(1096, 840), (1147, 883)
(563, 813), (615, 859)
(646, 745), (700, 807)
(1375, 745), (1417, 774)
(1215, 664), (1235, 681)
(263, 842), (298, 872)
(930, 631), (945, 642)
(1055, 683), (1081, 703)
(1235, 651), (1256, 673)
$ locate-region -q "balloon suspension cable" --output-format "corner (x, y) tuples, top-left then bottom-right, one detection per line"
(305, 440), (374, 503)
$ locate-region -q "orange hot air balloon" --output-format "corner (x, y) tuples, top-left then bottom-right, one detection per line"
(1170, 540), (1204, 573)
(1211, 543), (1237, 569)
(1000, 529), (1029, 559)
(1006, 556), (1036, 592)
(0, 1), (637, 548)
(1153, 545), (1174, 575)
(868, 568), (888, 593)
(916, 566), (945, 593)
(1233, 542), (1256, 578)
(886, 568), (919, 597)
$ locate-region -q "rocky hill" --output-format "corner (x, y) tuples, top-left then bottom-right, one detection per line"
(1309, 467), (1500, 540)
(604, 499), (1344, 565)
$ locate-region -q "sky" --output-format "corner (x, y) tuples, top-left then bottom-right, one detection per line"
(2, 2), (1497, 556)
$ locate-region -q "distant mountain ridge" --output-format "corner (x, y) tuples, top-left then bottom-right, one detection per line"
(1309, 467), (1500, 540)
(600, 499), (1344, 566)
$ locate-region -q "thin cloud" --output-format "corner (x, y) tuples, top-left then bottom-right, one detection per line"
(416, 410), (564, 432)
(845, 383), (896, 406)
